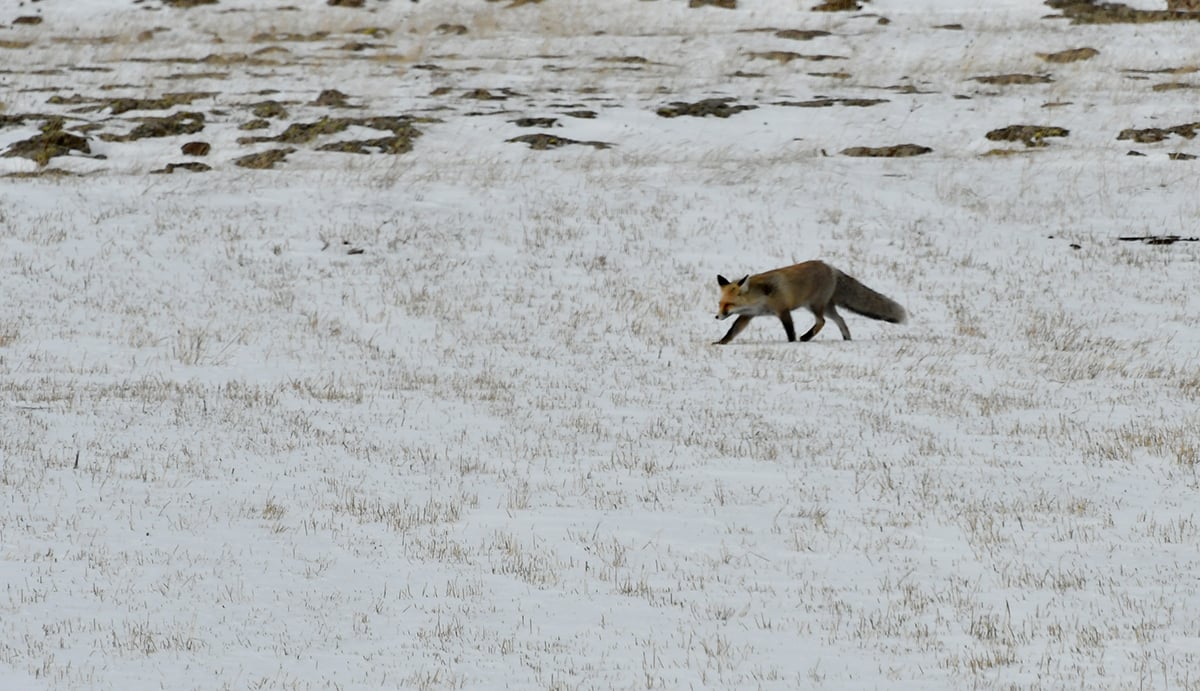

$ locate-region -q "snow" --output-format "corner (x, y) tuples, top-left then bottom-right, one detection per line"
(2, 0), (1200, 689)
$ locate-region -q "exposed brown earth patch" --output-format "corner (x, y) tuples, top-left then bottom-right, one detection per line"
(775, 29), (832, 40)
(312, 89), (353, 107)
(234, 148), (295, 169)
(1037, 47), (1099, 63)
(101, 111), (205, 141)
(986, 125), (1069, 147)
(813, 0), (862, 10)
(238, 116), (424, 155)
(973, 74), (1054, 85)
(1123, 66), (1199, 75)
(841, 144), (931, 157)
(252, 31), (330, 43)
(151, 161), (212, 173)
(507, 134), (612, 150)
(750, 51), (846, 63)
(318, 135), (418, 155)
(1046, 0), (1200, 23)
(101, 92), (215, 114)
(251, 101), (289, 119)
(656, 98), (757, 118)
(1151, 82), (1198, 91)
(464, 88), (510, 101)
(3, 121), (90, 166)
(511, 117), (558, 127)
(775, 97), (887, 107)
(3, 168), (80, 178)
(1116, 122), (1200, 143)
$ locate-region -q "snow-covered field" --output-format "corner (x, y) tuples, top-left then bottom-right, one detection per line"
(3, 0), (1200, 688)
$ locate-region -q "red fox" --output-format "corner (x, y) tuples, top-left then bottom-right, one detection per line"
(714, 260), (906, 344)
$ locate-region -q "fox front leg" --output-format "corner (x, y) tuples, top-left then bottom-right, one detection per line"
(777, 311), (796, 342)
(715, 315), (753, 345)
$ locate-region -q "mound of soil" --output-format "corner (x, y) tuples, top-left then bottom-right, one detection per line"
(181, 141), (211, 156)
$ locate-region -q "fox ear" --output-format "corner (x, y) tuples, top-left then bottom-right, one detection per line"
(717, 275), (729, 287)
(736, 275), (749, 288)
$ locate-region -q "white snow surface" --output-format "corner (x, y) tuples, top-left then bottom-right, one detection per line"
(2, 0), (1200, 689)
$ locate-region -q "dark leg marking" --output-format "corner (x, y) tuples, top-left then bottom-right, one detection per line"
(778, 311), (796, 342)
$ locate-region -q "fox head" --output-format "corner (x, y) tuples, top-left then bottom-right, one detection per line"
(715, 274), (750, 319)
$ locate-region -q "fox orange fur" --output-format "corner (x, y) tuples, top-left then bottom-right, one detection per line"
(714, 260), (906, 344)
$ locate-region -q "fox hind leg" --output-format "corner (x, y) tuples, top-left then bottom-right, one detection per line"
(826, 304), (851, 340)
(799, 307), (825, 342)
(716, 315), (754, 345)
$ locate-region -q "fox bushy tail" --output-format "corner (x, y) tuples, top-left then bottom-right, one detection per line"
(833, 270), (907, 324)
